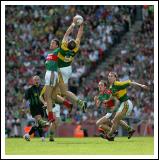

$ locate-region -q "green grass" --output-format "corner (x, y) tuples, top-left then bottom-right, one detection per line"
(5, 137), (154, 155)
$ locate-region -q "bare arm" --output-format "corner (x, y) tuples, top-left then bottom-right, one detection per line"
(75, 23), (84, 46)
(130, 81), (149, 89)
(63, 21), (76, 42)
(94, 96), (101, 107)
(39, 95), (47, 107)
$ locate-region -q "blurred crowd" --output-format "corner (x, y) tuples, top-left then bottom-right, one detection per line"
(5, 5), (154, 137)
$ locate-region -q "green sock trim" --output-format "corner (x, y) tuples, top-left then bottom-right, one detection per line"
(38, 119), (47, 127)
(50, 131), (54, 136)
(127, 126), (132, 132)
(77, 99), (83, 108)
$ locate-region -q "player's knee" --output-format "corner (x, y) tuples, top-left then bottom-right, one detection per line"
(96, 120), (100, 127)
(98, 124), (103, 129)
(112, 118), (119, 125)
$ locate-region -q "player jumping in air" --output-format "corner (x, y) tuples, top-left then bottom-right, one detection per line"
(44, 39), (60, 123)
(39, 84), (72, 141)
(57, 16), (87, 112)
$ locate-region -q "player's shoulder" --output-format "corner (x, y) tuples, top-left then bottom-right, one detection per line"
(27, 85), (33, 90)
(61, 39), (68, 47)
(53, 47), (60, 53)
(114, 81), (121, 85)
(25, 85), (34, 94)
(104, 89), (112, 95)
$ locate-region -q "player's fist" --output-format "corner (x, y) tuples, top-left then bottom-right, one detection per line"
(48, 111), (55, 122)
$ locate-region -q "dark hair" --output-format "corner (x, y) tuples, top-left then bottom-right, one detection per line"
(52, 39), (60, 47)
(67, 40), (76, 50)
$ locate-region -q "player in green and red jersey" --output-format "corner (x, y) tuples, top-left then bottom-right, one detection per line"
(44, 39), (60, 122)
(94, 80), (135, 141)
(57, 16), (87, 113)
(104, 72), (148, 141)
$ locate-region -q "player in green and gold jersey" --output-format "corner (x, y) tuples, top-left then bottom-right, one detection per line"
(57, 16), (87, 112)
(94, 80), (135, 141)
(105, 72), (148, 141)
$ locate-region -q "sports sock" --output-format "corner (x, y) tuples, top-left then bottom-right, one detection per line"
(77, 99), (83, 108)
(37, 126), (44, 137)
(29, 126), (38, 135)
(37, 118), (48, 127)
(63, 99), (72, 109)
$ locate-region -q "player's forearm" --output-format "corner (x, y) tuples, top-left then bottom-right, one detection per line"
(76, 24), (83, 44)
(63, 23), (75, 40)
(39, 96), (46, 106)
(130, 81), (148, 89)
(95, 101), (100, 107)
(131, 81), (144, 87)
(94, 96), (100, 107)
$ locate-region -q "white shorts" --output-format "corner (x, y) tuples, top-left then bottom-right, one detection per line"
(118, 99), (133, 116)
(45, 70), (58, 86)
(52, 104), (60, 118)
(104, 113), (112, 119)
(59, 66), (72, 84)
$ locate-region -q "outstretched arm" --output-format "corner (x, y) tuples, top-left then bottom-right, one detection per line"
(63, 18), (76, 42)
(39, 86), (47, 107)
(130, 81), (149, 89)
(75, 23), (84, 46)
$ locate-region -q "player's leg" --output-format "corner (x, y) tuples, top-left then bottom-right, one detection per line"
(96, 116), (111, 139)
(119, 100), (135, 139)
(34, 115), (49, 127)
(23, 106), (48, 141)
(49, 104), (61, 141)
(45, 70), (57, 122)
(36, 126), (45, 141)
(58, 71), (87, 112)
(106, 100), (134, 139)
(58, 69), (87, 112)
(49, 122), (56, 141)
(29, 104), (49, 127)
(119, 120), (135, 138)
(52, 84), (73, 112)
(66, 90), (87, 112)
(23, 125), (38, 141)
(96, 116), (111, 133)
(56, 95), (73, 113)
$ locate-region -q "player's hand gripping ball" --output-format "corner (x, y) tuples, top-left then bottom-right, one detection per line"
(73, 15), (83, 25)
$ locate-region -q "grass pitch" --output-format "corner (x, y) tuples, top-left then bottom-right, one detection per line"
(5, 137), (153, 155)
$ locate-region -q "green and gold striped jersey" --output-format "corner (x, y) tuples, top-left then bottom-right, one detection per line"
(109, 80), (131, 103)
(57, 40), (79, 68)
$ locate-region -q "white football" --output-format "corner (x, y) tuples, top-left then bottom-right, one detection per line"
(74, 15), (83, 25)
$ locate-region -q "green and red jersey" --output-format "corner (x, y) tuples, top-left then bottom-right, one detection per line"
(97, 89), (115, 112)
(45, 48), (60, 71)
